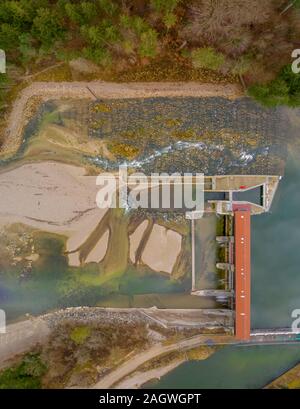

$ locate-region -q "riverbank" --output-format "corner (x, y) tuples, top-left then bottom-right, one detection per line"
(1, 82), (242, 156)
(0, 306), (233, 388)
(115, 345), (218, 389)
(265, 362), (300, 389)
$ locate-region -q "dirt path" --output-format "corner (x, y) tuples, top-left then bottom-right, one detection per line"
(116, 359), (184, 389)
(92, 333), (233, 389)
(2, 81), (242, 154)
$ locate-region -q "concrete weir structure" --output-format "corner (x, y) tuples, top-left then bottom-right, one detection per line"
(190, 174), (281, 341)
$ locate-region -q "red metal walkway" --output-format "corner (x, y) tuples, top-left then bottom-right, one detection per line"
(233, 204), (251, 341)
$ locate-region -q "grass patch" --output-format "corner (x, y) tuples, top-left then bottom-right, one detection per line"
(288, 378), (300, 389)
(70, 326), (92, 345)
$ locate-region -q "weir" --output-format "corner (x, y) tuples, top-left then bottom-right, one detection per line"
(190, 174), (281, 341)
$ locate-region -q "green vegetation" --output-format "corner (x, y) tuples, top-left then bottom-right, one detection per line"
(108, 141), (140, 160)
(70, 326), (91, 345)
(0, 322), (152, 388)
(0, 353), (47, 389)
(248, 65), (300, 107)
(151, 0), (179, 29)
(0, 0), (299, 110)
(40, 321), (149, 388)
(92, 102), (112, 113)
(191, 47), (225, 71)
(0, 74), (9, 112)
(296, 0), (300, 8)
(288, 378), (300, 388)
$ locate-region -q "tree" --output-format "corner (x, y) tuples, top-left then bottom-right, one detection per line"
(98, 0), (119, 17)
(65, 3), (83, 25)
(32, 8), (65, 49)
(139, 29), (158, 58)
(248, 65), (300, 107)
(83, 46), (112, 67)
(120, 15), (149, 36)
(18, 33), (36, 66)
(81, 20), (120, 48)
(151, 0), (179, 29)
(0, 23), (20, 51)
(65, 1), (97, 25)
(151, 0), (180, 14)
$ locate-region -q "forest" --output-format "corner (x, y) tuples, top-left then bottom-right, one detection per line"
(0, 0), (300, 107)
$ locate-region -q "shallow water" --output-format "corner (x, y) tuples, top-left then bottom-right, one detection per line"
(88, 96), (286, 175)
(0, 97), (287, 176)
(148, 344), (300, 389)
(252, 150), (300, 329)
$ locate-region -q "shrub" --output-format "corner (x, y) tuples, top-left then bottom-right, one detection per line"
(139, 29), (158, 58)
(0, 353), (47, 389)
(83, 46), (112, 67)
(98, 0), (119, 17)
(248, 65), (300, 107)
(0, 23), (20, 51)
(191, 47), (225, 71)
(294, 0), (300, 8)
(163, 12), (177, 29)
(151, 0), (180, 14)
(120, 15), (149, 36)
(32, 8), (65, 49)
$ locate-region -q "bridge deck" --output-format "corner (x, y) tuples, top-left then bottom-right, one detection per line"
(234, 204), (251, 340)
